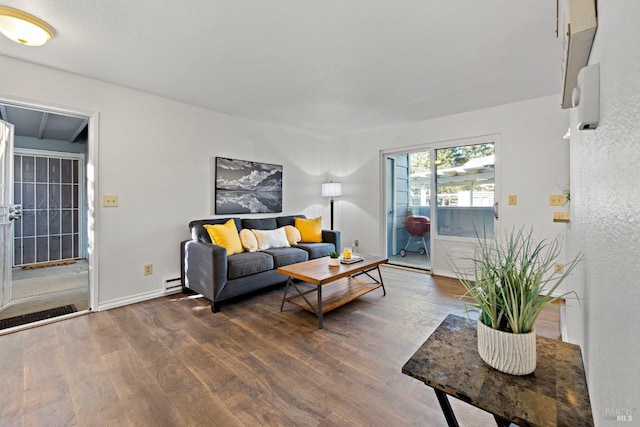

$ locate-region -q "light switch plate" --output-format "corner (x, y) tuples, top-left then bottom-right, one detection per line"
(508, 195), (517, 205)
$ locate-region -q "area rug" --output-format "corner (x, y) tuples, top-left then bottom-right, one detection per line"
(0, 304), (77, 330)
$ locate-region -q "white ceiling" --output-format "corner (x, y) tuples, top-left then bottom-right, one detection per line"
(0, 1), (561, 139)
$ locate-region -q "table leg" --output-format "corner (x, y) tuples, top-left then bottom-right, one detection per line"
(349, 266), (386, 296)
(434, 389), (460, 427)
(317, 285), (323, 329)
(280, 277), (292, 311)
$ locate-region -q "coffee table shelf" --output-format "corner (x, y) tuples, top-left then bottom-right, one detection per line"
(286, 277), (382, 314)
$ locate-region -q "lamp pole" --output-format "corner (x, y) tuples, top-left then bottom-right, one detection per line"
(322, 181), (342, 231)
(330, 197), (335, 230)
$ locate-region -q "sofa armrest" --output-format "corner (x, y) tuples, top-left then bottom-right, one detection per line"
(183, 240), (228, 301)
(322, 229), (341, 252)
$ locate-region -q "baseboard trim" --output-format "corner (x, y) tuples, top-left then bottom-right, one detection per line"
(98, 289), (164, 311)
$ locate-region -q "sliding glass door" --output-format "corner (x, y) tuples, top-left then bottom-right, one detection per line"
(383, 136), (497, 274)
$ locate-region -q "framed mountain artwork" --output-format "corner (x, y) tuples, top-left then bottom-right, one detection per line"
(213, 157), (283, 214)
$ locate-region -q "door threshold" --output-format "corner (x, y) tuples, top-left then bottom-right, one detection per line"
(0, 309), (90, 336)
(384, 263), (432, 274)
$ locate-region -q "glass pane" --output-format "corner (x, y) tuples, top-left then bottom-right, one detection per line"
(49, 210), (61, 235)
(61, 184), (72, 209)
(62, 210), (73, 233)
(49, 158), (61, 183)
(61, 159), (72, 183)
(22, 156), (35, 182)
(386, 151), (432, 270)
(62, 235), (73, 259)
(49, 235), (61, 260)
(36, 183), (48, 210)
(72, 160), (79, 184)
(14, 156), (21, 182)
(36, 157), (48, 182)
(37, 236), (49, 262)
(23, 237), (35, 264)
(22, 210), (35, 237)
(435, 143), (495, 238)
(13, 238), (22, 266)
(36, 210), (48, 236)
(23, 183), (35, 209)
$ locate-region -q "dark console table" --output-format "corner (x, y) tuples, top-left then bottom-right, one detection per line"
(402, 314), (593, 427)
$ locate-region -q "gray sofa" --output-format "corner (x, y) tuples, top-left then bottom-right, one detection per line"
(181, 214), (340, 312)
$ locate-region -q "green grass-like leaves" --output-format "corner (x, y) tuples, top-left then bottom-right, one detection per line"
(457, 227), (582, 334)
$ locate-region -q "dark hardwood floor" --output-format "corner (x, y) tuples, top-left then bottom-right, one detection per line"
(0, 266), (561, 426)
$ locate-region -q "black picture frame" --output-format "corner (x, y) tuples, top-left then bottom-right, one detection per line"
(213, 157), (283, 214)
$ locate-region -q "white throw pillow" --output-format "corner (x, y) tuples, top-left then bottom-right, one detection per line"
(252, 227), (291, 251)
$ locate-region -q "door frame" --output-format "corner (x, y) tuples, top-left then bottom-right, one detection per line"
(0, 119), (15, 309)
(380, 133), (500, 277)
(0, 96), (99, 312)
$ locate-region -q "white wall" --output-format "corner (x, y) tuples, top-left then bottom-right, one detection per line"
(565, 1), (640, 424)
(0, 54), (328, 309)
(329, 95), (572, 275)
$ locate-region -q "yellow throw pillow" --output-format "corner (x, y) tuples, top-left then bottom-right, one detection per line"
(239, 228), (259, 252)
(284, 225), (301, 245)
(204, 219), (244, 256)
(295, 217), (323, 243)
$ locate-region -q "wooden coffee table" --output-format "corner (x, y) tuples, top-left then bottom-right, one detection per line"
(278, 255), (387, 328)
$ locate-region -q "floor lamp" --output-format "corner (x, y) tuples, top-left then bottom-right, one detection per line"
(322, 181), (342, 230)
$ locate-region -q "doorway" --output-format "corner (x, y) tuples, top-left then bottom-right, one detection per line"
(383, 136), (498, 275)
(0, 102), (92, 329)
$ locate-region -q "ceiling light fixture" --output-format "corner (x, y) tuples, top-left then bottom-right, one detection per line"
(0, 6), (55, 46)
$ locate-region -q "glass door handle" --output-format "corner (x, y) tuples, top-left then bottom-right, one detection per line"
(493, 202), (499, 220)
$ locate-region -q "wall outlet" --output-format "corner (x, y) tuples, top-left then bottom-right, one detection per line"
(103, 194), (119, 207)
(553, 212), (571, 222)
(354, 239), (359, 246)
(508, 195), (517, 205)
(549, 195), (565, 206)
(554, 262), (565, 274)
(144, 264), (153, 276)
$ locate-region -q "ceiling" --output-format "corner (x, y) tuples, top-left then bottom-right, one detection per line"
(0, 104), (87, 143)
(0, 1), (561, 139)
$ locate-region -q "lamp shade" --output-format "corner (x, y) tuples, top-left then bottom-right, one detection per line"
(322, 182), (342, 198)
(0, 6), (55, 46)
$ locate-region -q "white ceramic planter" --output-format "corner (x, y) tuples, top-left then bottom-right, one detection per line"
(476, 320), (536, 375)
(328, 258), (340, 267)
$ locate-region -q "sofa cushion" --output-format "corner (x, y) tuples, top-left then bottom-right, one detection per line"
(295, 217), (323, 243)
(189, 218), (241, 243)
(252, 227), (290, 250)
(227, 252), (274, 280)
(242, 217), (277, 230)
(294, 242), (336, 259)
(239, 229), (259, 252)
(262, 247), (309, 267)
(276, 215), (305, 227)
(204, 219), (244, 256)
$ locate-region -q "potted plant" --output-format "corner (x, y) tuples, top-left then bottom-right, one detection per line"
(456, 227), (582, 375)
(328, 251), (340, 267)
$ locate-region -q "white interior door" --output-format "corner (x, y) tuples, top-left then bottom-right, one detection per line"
(0, 119), (17, 311)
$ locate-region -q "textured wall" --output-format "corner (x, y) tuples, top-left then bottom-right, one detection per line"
(566, 1), (640, 423)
